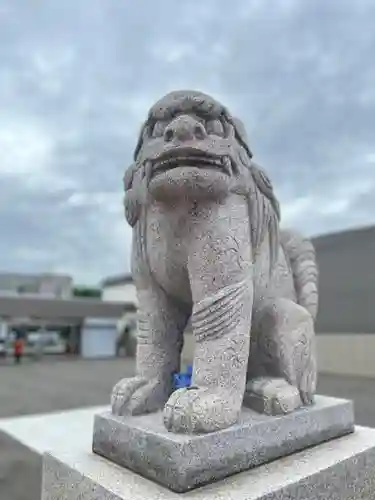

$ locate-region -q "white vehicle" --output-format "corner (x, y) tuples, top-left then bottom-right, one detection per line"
(28, 330), (65, 356)
(28, 330), (60, 346)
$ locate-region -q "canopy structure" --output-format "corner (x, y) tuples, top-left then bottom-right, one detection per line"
(0, 295), (134, 326)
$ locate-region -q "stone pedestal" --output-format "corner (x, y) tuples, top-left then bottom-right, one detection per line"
(43, 424), (375, 500)
(92, 396), (354, 492)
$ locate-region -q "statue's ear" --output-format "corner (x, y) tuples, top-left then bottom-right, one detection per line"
(123, 163), (137, 191)
(123, 163), (141, 227)
(124, 189), (141, 228)
(124, 118), (150, 226)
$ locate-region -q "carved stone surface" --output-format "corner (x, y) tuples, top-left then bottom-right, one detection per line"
(110, 89), (319, 435)
(93, 396), (354, 492)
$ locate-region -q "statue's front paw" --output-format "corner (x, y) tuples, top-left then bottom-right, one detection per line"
(111, 376), (171, 416)
(163, 387), (241, 434)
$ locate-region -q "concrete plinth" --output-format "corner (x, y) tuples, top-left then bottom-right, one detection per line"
(92, 396), (354, 492)
(43, 425), (375, 500)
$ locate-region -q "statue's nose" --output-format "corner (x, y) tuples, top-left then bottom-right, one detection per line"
(164, 115), (206, 143)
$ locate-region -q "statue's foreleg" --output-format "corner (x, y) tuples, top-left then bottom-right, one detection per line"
(246, 298), (317, 415)
(163, 278), (253, 434)
(111, 282), (189, 416)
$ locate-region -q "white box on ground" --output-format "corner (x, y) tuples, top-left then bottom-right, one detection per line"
(81, 317), (117, 358)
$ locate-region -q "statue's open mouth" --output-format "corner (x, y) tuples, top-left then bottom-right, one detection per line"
(152, 148), (231, 177)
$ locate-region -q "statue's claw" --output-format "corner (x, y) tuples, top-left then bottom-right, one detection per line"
(111, 376), (172, 416)
(111, 376), (148, 415)
(163, 387), (240, 434)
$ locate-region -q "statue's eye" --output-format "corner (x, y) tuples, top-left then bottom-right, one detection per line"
(151, 121), (167, 138)
(205, 119), (224, 136)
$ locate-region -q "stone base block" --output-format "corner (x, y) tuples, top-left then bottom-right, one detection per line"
(92, 395), (354, 492)
(43, 424), (375, 500)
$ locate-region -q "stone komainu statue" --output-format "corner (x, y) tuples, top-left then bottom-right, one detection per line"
(111, 90), (319, 434)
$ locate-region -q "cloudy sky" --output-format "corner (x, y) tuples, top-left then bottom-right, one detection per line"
(0, 0), (374, 285)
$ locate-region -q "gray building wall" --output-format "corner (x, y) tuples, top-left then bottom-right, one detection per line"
(312, 225), (375, 333)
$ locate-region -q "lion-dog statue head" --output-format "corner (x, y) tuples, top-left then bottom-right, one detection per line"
(124, 90), (281, 268)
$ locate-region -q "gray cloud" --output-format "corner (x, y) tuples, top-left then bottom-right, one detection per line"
(0, 0), (374, 284)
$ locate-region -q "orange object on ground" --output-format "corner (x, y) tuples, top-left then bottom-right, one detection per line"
(14, 338), (24, 356)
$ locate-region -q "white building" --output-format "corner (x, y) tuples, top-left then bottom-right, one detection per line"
(101, 274), (138, 306)
(0, 271), (73, 299)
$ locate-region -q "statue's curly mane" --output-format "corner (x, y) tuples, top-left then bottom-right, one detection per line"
(236, 145), (281, 271)
(225, 110), (281, 271)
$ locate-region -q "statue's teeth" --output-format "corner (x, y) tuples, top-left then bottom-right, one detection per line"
(155, 156), (224, 170)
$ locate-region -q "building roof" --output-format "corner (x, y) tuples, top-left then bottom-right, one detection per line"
(0, 295), (135, 323)
(101, 274), (134, 288)
(312, 224), (375, 250)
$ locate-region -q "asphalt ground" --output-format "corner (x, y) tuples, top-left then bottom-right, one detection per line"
(0, 357), (375, 500)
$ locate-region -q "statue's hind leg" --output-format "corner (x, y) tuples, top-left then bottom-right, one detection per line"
(245, 298), (317, 415)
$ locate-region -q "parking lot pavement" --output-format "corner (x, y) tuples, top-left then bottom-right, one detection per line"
(0, 357), (135, 500)
(0, 357), (374, 500)
(0, 356), (136, 419)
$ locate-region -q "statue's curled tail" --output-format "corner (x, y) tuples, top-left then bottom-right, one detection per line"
(281, 229), (319, 320)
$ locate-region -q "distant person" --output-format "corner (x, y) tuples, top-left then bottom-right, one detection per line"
(14, 336), (24, 364)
